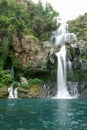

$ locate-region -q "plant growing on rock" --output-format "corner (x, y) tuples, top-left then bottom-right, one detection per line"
(0, 68), (13, 87)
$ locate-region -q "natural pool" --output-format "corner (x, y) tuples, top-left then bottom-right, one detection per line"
(0, 98), (87, 130)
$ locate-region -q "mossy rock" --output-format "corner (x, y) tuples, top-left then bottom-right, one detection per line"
(28, 85), (41, 98)
(18, 84), (42, 98)
(0, 86), (8, 98)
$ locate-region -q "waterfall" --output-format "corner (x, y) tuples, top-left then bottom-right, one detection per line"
(56, 45), (71, 98)
(67, 60), (72, 72)
(8, 65), (18, 98)
(52, 23), (78, 99)
(51, 23), (77, 46)
(8, 86), (18, 98)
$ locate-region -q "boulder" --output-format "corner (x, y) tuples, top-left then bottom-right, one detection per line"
(18, 85), (42, 98)
(20, 77), (28, 85)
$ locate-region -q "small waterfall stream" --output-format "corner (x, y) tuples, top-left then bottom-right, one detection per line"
(52, 23), (78, 98)
(8, 65), (18, 98)
(8, 86), (18, 98)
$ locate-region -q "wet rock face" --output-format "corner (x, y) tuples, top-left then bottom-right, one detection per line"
(41, 83), (57, 98)
(12, 34), (55, 71)
(63, 40), (87, 97)
(69, 40), (87, 72)
(67, 81), (87, 98)
(78, 82), (87, 98)
(66, 40), (85, 71)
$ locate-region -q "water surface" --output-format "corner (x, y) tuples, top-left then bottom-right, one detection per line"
(0, 98), (87, 130)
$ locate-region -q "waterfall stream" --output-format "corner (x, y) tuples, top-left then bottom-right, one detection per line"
(8, 86), (18, 98)
(51, 23), (77, 46)
(56, 45), (71, 98)
(8, 65), (18, 98)
(52, 23), (78, 98)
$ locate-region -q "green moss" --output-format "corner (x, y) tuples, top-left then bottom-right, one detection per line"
(29, 84), (41, 97)
(20, 84), (29, 89)
(18, 78), (44, 98)
(77, 71), (87, 81)
(29, 78), (44, 87)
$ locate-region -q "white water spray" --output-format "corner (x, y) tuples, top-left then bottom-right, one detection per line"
(52, 23), (77, 99)
(8, 86), (18, 98)
(56, 45), (71, 98)
(51, 23), (77, 46)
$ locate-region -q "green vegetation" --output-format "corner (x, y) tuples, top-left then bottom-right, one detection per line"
(0, 68), (12, 87)
(28, 78), (44, 97)
(77, 71), (87, 81)
(19, 78), (44, 98)
(20, 78), (44, 89)
(0, 0), (59, 89)
(0, 0), (58, 41)
(68, 13), (87, 82)
(82, 51), (87, 59)
(29, 78), (44, 86)
(68, 13), (87, 41)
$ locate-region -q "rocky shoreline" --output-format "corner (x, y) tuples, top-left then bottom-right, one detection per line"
(1, 80), (87, 98)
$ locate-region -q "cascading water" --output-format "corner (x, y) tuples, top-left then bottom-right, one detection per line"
(56, 45), (71, 98)
(8, 86), (18, 98)
(52, 23), (78, 98)
(51, 23), (77, 46)
(8, 65), (18, 98)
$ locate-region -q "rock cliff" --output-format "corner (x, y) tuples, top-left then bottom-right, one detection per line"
(12, 34), (55, 71)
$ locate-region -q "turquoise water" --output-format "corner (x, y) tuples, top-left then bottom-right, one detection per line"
(0, 99), (87, 130)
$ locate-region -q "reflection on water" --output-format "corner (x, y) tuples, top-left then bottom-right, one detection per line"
(0, 99), (87, 130)
(57, 100), (71, 127)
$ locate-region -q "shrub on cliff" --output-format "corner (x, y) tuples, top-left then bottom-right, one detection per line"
(0, 0), (59, 41)
(68, 13), (87, 41)
(0, 0), (59, 70)
(0, 68), (13, 87)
